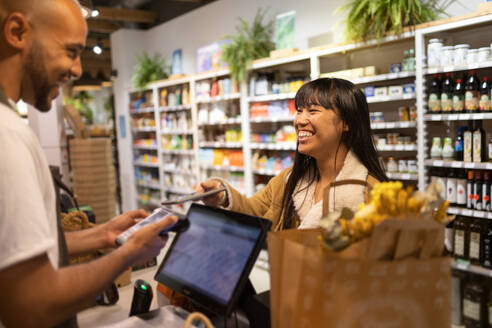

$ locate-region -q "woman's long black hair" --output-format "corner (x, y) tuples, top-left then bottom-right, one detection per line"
(278, 78), (388, 230)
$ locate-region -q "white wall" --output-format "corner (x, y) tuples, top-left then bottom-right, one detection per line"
(110, 0), (485, 212)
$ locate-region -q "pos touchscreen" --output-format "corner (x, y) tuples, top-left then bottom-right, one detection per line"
(154, 203), (271, 316)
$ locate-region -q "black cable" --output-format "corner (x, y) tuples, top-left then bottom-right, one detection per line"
(234, 311), (238, 328)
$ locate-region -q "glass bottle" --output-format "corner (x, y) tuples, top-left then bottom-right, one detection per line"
(479, 77), (491, 112)
(447, 169), (457, 206)
(441, 73), (454, 112)
(469, 219), (482, 264)
(464, 126), (473, 163)
(431, 137), (443, 159)
(453, 217), (469, 260)
(453, 78), (465, 113)
(483, 171), (490, 212)
(456, 126), (467, 161)
(467, 170), (475, 210)
(474, 171), (482, 211)
(456, 170), (467, 207)
(482, 221), (492, 268)
(473, 121), (486, 163)
(465, 70), (480, 113)
(428, 74), (442, 113)
(463, 278), (486, 328)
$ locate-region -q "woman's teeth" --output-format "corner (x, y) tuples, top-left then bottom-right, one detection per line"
(298, 131), (313, 138)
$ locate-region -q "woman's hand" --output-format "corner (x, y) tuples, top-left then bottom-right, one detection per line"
(193, 180), (227, 207)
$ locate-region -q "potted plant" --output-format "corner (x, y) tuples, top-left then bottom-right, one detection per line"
(132, 52), (169, 90)
(221, 8), (275, 82)
(338, 0), (455, 42)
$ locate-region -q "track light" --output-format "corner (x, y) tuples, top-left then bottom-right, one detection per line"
(91, 9), (99, 17)
(93, 44), (102, 55)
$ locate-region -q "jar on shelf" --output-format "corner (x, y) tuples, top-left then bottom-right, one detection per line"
(477, 47), (491, 63)
(431, 137), (443, 159)
(466, 49), (479, 66)
(387, 157), (398, 173)
(407, 160), (417, 174)
(440, 46), (455, 67)
(427, 38), (443, 68)
(398, 160), (408, 173)
(454, 44), (470, 66)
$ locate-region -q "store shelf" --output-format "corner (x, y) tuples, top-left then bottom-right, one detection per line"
(377, 144), (417, 151)
(425, 60), (492, 75)
(250, 116), (294, 123)
(447, 206), (492, 220)
(160, 129), (193, 135)
(200, 164), (244, 172)
(198, 117), (242, 126)
(199, 141), (243, 148)
(451, 259), (492, 277)
(133, 145), (158, 151)
(130, 107), (155, 115)
(424, 112), (492, 121)
(161, 149), (195, 155)
(253, 169), (283, 176)
(159, 104), (192, 112)
(132, 127), (157, 133)
(350, 71), (416, 85)
(137, 198), (161, 208)
(133, 162), (159, 168)
(425, 160), (492, 170)
(248, 92), (297, 103)
(366, 93), (416, 103)
(250, 142), (297, 151)
(386, 172), (418, 180)
(136, 183), (161, 190)
(370, 121), (417, 129)
(163, 186), (194, 195)
(163, 168), (196, 176)
(195, 93), (241, 104)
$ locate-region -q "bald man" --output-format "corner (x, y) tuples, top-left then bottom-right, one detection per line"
(0, 1), (176, 327)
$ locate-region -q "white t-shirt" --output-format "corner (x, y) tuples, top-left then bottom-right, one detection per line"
(0, 103), (59, 272)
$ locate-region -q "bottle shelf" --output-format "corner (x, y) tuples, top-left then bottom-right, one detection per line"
(200, 164), (244, 172)
(451, 259), (492, 277)
(447, 206), (492, 220)
(386, 172), (418, 180)
(424, 113), (492, 121)
(130, 107), (155, 115)
(132, 127), (157, 132)
(133, 162), (160, 168)
(425, 60), (492, 75)
(425, 160), (492, 170)
(133, 145), (158, 151)
(377, 144), (417, 151)
(199, 142), (243, 148)
(366, 93), (415, 104)
(250, 142), (297, 151)
(136, 183), (161, 190)
(195, 93), (241, 104)
(248, 92), (297, 103)
(371, 121), (417, 129)
(350, 71), (416, 85)
(161, 149), (195, 155)
(159, 104), (191, 112)
(160, 129), (193, 135)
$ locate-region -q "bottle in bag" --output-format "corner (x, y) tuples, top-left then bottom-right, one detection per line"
(479, 77), (491, 112)
(441, 73), (454, 112)
(465, 71), (480, 113)
(428, 74), (441, 113)
(453, 78), (465, 113)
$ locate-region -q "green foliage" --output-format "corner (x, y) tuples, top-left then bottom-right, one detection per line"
(65, 91), (94, 124)
(132, 52), (169, 90)
(337, 0), (455, 42)
(221, 8), (275, 82)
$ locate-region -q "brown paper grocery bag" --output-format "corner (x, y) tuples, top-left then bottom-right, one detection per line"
(267, 229), (451, 328)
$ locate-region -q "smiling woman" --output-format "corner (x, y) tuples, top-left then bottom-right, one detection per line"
(195, 78), (388, 231)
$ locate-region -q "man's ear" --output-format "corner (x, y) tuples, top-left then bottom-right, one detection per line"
(3, 13), (31, 51)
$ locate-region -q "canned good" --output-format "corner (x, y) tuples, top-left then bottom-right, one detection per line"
(477, 47), (490, 63)
(454, 44), (470, 66)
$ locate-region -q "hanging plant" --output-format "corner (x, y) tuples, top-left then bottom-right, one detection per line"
(221, 8), (275, 83)
(337, 0), (455, 42)
(132, 52), (169, 90)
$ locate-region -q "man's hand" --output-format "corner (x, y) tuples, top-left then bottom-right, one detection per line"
(124, 215), (178, 267)
(103, 209), (149, 248)
(193, 180), (227, 207)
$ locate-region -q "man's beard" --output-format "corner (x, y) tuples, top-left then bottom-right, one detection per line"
(25, 42), (55, 112)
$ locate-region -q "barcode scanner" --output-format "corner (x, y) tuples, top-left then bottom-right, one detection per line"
(129, 279), (153, 316)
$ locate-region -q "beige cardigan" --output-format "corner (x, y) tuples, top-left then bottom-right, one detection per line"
(217, 151), (378, 231)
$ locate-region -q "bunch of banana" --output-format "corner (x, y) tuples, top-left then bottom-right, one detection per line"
(319, 181), (453, 251)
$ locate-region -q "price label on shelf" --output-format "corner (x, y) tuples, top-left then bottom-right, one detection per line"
(467, 63), (479, 70)
(432, 115), (442, 121)
(427, 68), (438, 74)
(459, 114), (471, 120)
(486, 164), (492, 170)
(488, 213), (492, 220)
(433, 161), (443, 167)
(402, 174), (411, 180)
(462, 209), (473, 217)
(475, 114), (484, 120)
(443, 66), (454, 72)
(395, 145), (404, 151)
(447, 207), (458, 214)
(400, 122), (411, 128)
(386, 122), (396, 128)
(388, 73), (398, 79)
(464, 162), (475, 169)
(451, 162), (462, 168)
(456, 259), (470, 270)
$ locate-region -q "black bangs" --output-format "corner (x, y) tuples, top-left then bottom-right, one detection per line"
(294, 79), (335, 110)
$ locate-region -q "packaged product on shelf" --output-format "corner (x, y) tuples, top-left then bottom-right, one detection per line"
(477, 47), (490, 63)
(397, 106), (410, 121)
(483, 172), (490, 211)
(407, 160), (417, 174)
(447, 169), (457, 206)
(431, 137), (443, 159)
(464, 128), (473, 162)
(451, 270), (467, 326)
(409, 106), (417, 121)
(390, 63), (401, 73)
(374, 86), (388, 97)
(483, 221), (492, 268)
(467, 49), (479, 66)
(473, 172), (483, 211)
(443, 137), (455, 160)
(398, 159), (407, 173)
(388, 85), (403, 96)
(457, 170), (467, 207)
(428, 75), (441, 113)
(453, 217), (468, 259)
(427, 38), (443, 68)
(402, 82), (415, 94)
(456, 127), (466, 161)
(386, 157), (398, 173)
(160, 89), (168, 107)
(463, 278), (487, 327)
(479, 77), (491, 112)
(467, 171), (475, 209)
(453, 78), (465, 113)
(465, 71), (480, 113)
(441, 73), (454, 112)
(454, 44), (470, 66)
(364, 86), (375, 98)
(473, 121), (486, 163)
(441, 46), (455, 67)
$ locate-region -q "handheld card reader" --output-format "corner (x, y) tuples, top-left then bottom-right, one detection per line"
(115, 208), (189, 246)
(129, 279), (153, 317)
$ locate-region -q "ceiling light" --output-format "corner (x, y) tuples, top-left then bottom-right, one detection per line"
(93, 44), (103, 55)
(91, 9), (99, 17)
